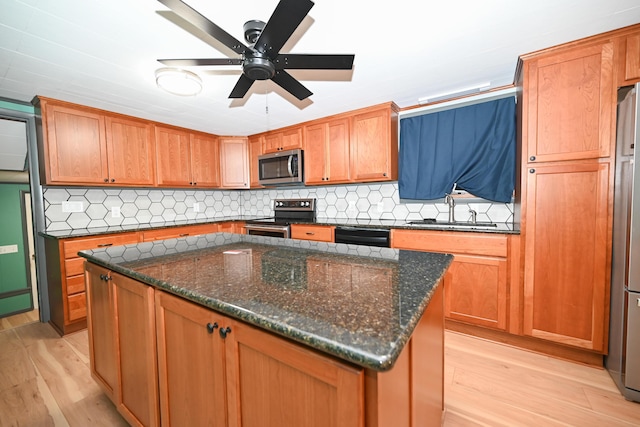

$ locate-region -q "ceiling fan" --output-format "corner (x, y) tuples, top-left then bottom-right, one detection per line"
(157, 0), (355, 101)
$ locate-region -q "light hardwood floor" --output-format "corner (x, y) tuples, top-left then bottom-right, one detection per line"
(1, 312), (639, 426)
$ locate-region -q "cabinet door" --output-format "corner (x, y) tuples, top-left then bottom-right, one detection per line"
(444, 255), (508, 331)
(303, 123), (328, 184)
(326, 118), (351, 183)
(220, 137), (249, 188)
(190, 133), (220, 187)
(113, 273), (159, 427)
(85, 263), (118, 400)
(248, 135), (264, 188)
(224, 320), (364, 427)
(350, 107), (395, 182)
(105, 115), (155, 186)
(290, 224), (334, 242)
(155, 291), (227, 427)
(524, 41), (615, 162)
(624, 34), (640, 83)
(523, 161), (611, 351)
(262, 132), (282, 153)
(155, 126), (192, 187)
(280, 127), (303, 151)
(43, 102), (108, 184)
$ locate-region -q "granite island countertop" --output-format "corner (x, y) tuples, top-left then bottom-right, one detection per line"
(79, 233), (453, 371)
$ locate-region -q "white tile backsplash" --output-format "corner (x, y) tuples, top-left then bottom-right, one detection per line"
(43, 183), (514, 231)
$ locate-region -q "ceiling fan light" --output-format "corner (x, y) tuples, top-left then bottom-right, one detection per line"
(155, 67), (202, 96)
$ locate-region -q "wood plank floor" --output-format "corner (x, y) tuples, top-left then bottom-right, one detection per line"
(1, 312), (639, 426)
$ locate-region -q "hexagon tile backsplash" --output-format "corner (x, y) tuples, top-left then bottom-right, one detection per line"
(43, 183), (514, 231)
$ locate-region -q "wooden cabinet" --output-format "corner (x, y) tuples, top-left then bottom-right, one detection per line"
(85, 264), (160, 427)
(248, 134), (264, 188)
(155, 125), (220, 188)
(522, 161), (611, 351)
(303, 119), (351, 184)
(44, 232), (140, 335)
(36, 97), (155, 186)
(262, 127), (303, 153)
(140, 224), (219, 242)
(522, 41), (615, 163)
(219, 137), (250, 188)
(155, 290), (227, 426)
(290, 224), (335, 242)
(350, 103), (398, 182)
(518, 36), (617, 353)
(104, 115), (155, 186)
(619, 33), (640, 84)
(392, 229), (510, 331)
(218, 221), (246, 234)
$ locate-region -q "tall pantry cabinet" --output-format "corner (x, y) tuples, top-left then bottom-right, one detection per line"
(517, 39), (617, 353)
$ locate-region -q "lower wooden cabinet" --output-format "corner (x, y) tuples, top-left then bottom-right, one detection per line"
(391, 229), (510, 331)
(290, 224), (335, 242)
(85, 263), (160, 427)
(140, 223), (218, 242)
(45, 232), (140, 335)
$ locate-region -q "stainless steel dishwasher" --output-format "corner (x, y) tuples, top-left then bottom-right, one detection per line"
(334, 226), (390, 248)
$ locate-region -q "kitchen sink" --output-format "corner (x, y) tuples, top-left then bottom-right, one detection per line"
(406, 219), (498, 229)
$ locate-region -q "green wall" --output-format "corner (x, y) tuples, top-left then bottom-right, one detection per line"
(0, 183), (32, 317)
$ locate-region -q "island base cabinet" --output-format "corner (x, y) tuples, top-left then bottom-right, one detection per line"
(155, 291), (228, 427)
(365, 284), (444, 427)
(226, 320), (364, 427)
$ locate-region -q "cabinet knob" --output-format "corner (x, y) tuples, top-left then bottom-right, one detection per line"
(383, 173), (387, 177)
(219, 326), (232, 338)
(206, 322), (218, 334)
(111, 178), (115, 183)
(529, 168), (536, 174)
(104, 178), (109, 183)
(99, 274), (106, 281)
(530, 156), (536, 161)
(193, 182), (197, 186)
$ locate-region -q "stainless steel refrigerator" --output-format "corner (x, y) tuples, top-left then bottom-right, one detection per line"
(606, 83), (640, 402)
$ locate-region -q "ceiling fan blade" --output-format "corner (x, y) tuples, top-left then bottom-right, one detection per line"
(229, 74), (255, 99)
(253, 0), (314, 60)
(159, 58), (243, 67)
(274, 54), (355, 70)
(271, 70), (313, 101)
(158, 0), (247, 55)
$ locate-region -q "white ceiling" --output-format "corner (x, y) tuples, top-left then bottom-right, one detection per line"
(1, 0), (639, 138)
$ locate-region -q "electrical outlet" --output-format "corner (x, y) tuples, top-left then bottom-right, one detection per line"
(376, 201), (384, 213)
(62, 201), (84, 213)
(111, 206), (121, 218)
(193, 202), (200, 212)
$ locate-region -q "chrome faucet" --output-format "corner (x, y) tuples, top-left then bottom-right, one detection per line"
(469, 208), (477, 224)
(444, 194), (456, 223)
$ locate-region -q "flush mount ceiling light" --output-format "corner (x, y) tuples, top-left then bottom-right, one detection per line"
(155, 67), (202, 96)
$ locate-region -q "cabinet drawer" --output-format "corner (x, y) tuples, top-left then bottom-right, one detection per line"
(63, 233), (139, 259)
(391, 229), (508, 257)
(291, 225), (335, 242)
(66, 274), (85, 295)
(65, 257), (86, 277)
(68, 292), (87, 321)
(142, 224), (218, 242)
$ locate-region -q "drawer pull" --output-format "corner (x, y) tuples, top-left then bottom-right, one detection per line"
(97, 243), (113, 247)
(306, 232), (315, 235)
(179, 233), (189, 237)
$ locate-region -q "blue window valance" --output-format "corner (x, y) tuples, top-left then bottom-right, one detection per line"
(398, 97), (516, 203)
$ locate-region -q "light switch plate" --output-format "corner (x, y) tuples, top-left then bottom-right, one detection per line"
(111, 206), (121, 218)
(0, 244), (18, 255)
(193, 202), (200, 212)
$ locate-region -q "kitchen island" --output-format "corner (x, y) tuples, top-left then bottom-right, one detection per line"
(80, 233), (452, 427)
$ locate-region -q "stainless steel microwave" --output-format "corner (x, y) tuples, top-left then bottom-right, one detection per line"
(258, 149), (304, 186)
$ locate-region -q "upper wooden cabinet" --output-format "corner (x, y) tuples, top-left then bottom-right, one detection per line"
(521, 41), (616, 163)
(37, 97), (155, 186)
(248, 134), (264, 188)
(619, 33), (640, 85)
(262, 127), (303, 153)
(350, 103), (399, 182)
(303, 118), (351, 184)
(155, 125), (220, 188)
(219, 137), (250, 189)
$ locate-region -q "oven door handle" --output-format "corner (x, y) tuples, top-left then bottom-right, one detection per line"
(244, 224), (291, 238)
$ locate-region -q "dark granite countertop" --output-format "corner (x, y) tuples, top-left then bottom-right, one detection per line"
(78, 233), (452, 372)
(40, 215), (518, 240)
